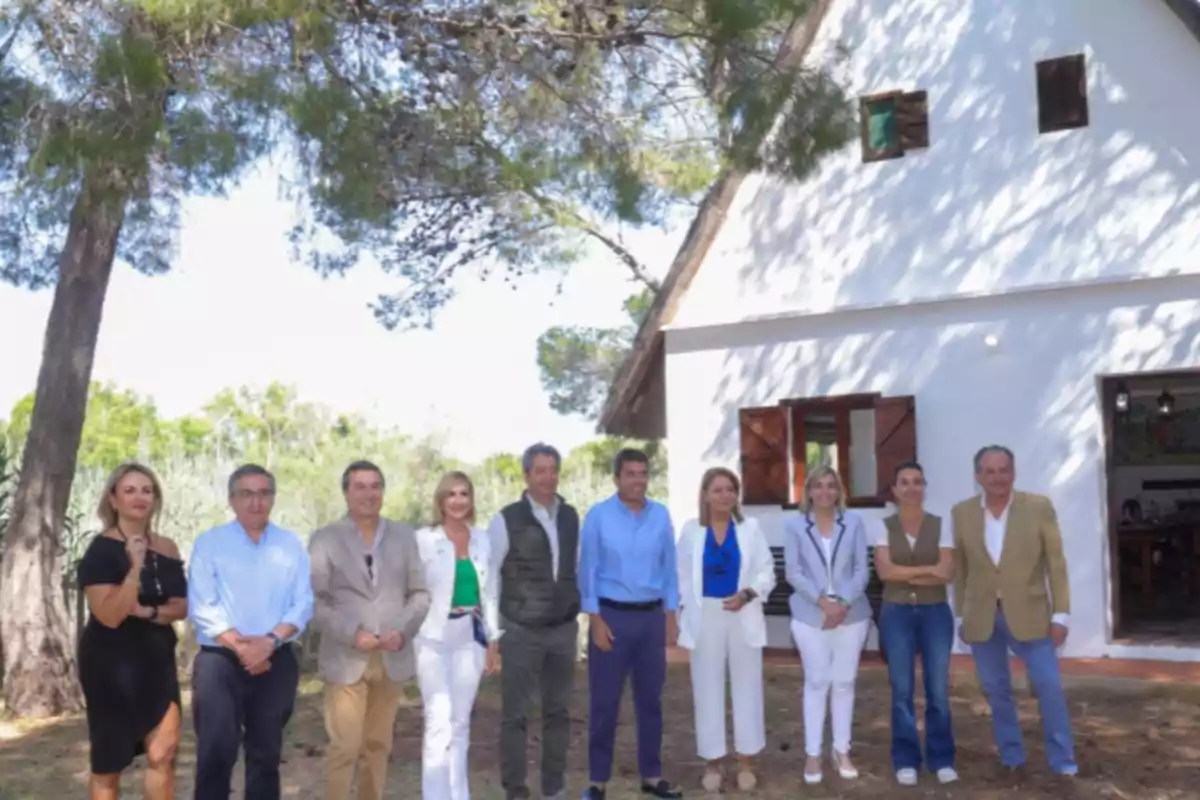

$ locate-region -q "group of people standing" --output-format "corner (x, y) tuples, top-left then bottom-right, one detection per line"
(75, 440), (1077, 800)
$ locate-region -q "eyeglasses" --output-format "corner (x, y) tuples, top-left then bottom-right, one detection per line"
(365, 554), (374, 582)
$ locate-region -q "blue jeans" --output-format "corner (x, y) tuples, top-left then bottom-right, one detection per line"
(970, 610), (1076, 773)
(879, 601), (956, 772)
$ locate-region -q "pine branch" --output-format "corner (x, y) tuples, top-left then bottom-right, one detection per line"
(0, 3), (33, 67)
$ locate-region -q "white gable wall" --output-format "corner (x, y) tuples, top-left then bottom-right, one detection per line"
(670, 0), (1200, 330)
(664, 274), (1200, 660)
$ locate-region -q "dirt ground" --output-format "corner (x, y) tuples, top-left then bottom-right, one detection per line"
(1, 662), (1198, 799)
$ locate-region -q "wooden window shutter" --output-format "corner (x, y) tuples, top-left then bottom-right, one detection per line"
(739, 406), (790, 506)
(873, 396), (917, 502)
(789, 407), (807, 505)
(897, 91), (929, 151)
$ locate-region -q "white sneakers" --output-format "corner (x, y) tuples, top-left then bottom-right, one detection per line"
(804, 751), (859, 784)
(896, 767), (959, 786)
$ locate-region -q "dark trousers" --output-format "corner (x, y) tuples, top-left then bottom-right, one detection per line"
(879, 602), (956, 772)
(192, 645), (300, 800)
(587, 601), (666, 783)
(498, 618), (578, 799)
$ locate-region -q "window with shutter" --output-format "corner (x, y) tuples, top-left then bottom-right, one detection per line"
(738, 407), (790, 505)
(786, 394), (879, 507)
(735, 393), (919, 509)
(860, 90), (930, 163)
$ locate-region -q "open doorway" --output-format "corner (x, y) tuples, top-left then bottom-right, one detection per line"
(1103, 371), (1200, 643)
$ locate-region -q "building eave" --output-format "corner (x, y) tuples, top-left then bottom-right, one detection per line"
(1162, 0), (1200, 43)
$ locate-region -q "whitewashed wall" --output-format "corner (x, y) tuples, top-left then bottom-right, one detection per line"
(672, 0), (1200, 330)
(663, 274), (1200, 661)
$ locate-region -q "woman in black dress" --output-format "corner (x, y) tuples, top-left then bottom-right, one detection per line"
(77, 462), (188, 799)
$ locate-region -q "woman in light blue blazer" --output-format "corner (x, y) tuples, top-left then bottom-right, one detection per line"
(783, 465), (871, 786)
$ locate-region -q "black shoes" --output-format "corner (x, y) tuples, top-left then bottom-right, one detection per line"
(581, 779), (682, 799)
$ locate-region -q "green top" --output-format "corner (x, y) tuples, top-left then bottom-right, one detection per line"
(450, 558), (480, 608)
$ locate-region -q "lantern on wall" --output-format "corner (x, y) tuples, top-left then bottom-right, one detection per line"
(1157, 388), (1176, 417)
(1114, 381), (1131, 415)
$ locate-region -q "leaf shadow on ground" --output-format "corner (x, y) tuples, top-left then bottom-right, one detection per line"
(2, 663), (1199, 799)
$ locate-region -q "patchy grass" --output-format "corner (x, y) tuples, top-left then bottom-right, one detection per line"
(1, 664), (1198, 798)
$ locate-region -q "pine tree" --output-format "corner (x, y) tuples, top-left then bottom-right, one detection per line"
(0, 0), (850, 716)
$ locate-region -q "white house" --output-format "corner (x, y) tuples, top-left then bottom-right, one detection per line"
(600, 0), (1200, 661)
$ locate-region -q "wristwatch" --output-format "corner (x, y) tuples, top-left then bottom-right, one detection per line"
(267, 632), (283, 650)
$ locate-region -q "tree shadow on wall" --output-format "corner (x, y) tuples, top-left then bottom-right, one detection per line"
(737, 0), (1200, 313)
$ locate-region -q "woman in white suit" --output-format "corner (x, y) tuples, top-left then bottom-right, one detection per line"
(677, 466), (777, 794)
(414, 471), (500, 800)
(783, 465), (872, 785)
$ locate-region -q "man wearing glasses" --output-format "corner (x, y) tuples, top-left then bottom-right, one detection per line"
(309, 460), (430, 800)
(188, 464), (314, 800)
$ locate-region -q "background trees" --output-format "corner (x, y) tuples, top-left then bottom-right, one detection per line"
(1, 0), (850, 715)
(0, 383), (662, 653)
(537, 289), (654, 419)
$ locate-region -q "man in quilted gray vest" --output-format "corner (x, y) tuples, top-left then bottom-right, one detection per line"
(487, 443), (581, 800)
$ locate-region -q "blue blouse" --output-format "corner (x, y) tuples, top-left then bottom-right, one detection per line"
(702, 523), (741, 598)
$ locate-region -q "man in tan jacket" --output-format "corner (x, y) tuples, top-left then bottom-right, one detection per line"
(951, 445), (1077, 777)
(310, 460), (430, 800)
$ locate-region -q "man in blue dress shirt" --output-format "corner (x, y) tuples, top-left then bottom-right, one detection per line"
(188, 464), (314, 800)
(578, 449), (683, 800)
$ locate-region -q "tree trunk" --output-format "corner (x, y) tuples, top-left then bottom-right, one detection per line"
(0, 171), (128, 717)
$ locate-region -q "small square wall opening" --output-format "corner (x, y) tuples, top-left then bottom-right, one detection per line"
(1036, 54), (1088, 134)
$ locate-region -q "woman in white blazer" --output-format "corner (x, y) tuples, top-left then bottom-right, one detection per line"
(414, 471), (500, 800)
(677, 466), (777, 793)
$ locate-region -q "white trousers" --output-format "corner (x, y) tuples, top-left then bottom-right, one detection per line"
(415, 615), (486, 800)
(790, 618), (869, 757)
(689, 597), (766, 760)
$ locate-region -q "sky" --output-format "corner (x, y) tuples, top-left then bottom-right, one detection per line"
(0, 167), (685, 463)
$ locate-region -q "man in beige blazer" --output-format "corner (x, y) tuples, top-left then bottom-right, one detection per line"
(951, 445), (1077, 777)
(309, 460), (430, 800)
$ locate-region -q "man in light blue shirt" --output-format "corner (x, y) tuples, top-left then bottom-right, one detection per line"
(578, 449), (682, 800)
(188, 464), (313, 800)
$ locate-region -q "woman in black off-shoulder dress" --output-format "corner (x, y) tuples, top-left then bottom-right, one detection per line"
(77, 462), (188, 800)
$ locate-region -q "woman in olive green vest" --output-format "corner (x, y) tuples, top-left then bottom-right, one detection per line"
(872, 461), (958, 788)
